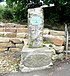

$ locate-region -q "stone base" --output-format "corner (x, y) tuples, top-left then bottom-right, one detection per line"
(19, 47), (53, 72)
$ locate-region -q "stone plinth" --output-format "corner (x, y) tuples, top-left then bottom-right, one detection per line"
(19, 47), (53, 72)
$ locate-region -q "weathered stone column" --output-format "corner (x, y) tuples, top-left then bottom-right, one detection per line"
(28, 7), (44, 48)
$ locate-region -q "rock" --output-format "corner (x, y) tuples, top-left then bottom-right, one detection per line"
(43, 34), (65, 41)
(51, 38), (64, 46)
(17, 28), (28, 33)
(15, 25), (27, 28)
(0, 48), (7, 52)
(43, 37), (51, 44)
(9, 48), (21, 52)
(0, 28), (5, 32)
(50, 30), (65, 36)
(58, 53), (65, 60)
(0, 38), (9, 43)
(16, 44), (23, 48)
(53, 45), (64, 53)
(22, 39), (28, 48)
(0, 43), (15, 48)
(52, 26), (58, 30)
(5, 27), (17, 33)
(17, 33), (28, 38)
(52, 53), (65, 61)
(0, 22), (5, 27)
(43, 44), (56, 54)
(43, 35), (55, 43)
(52, 54), (59, 61)
(5, 23), (17, 27)
(43, 28), (50, 34)
(9, 38), (22, 44)
(4, 33), (16, 38)
(0, 33), (4, 37)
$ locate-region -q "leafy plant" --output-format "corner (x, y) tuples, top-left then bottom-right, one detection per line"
(0, 5), (4, 19)
(2, 7), (13, 20)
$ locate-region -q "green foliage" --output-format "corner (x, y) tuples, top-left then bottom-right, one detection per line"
(0, 0), (69, 24)
(0, 5), (4, 19)
(44, 0), (70, 24)
(2, 7), (13, 20)
(64, 1), (70, 23)
(6, 0), (27, 23)
(47, 13), (60, 24)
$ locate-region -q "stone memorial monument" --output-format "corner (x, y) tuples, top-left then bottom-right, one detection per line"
(28, 7), (44, 48)
(19, 1), (54, 72)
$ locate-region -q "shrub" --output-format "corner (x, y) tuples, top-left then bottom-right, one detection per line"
(2, 7), (13, 20)
(0, 5), (4, 19)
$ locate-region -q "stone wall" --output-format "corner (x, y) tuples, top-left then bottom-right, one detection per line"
(43, 28), (65, 61)
(0, 23), (28, 73)
(0, 23), (28, 52)
(0, 23), (65, 73)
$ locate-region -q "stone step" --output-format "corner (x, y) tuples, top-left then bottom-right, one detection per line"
(0, 48), (8, 52)
(0, 27), (28, 33)
(5, 27), (28, 33)
(0, 43), (15, 48)
(0, 28), (5, 32)
(17, 33), (28, 38)
(0, 37), (27, 42)
(9, 48), (21, 52)
(9, 38), (23, 44)
(4, 33), (16, 38)
(5, 27), (17, 33)
(0, 38), (9, 43)
(0, 32), (28, 38)
(17, 28), (28, 33)
(0, 32), (16, 37)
